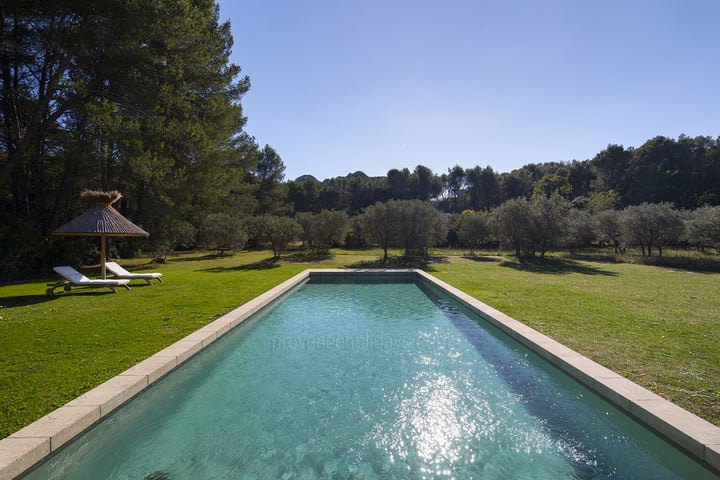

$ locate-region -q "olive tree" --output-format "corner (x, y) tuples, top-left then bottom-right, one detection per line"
(684, 205), (720, 252)
(197, 213), (247, 255)
(529, 195), (574, 257)
(246, 215), (302, 259)
(359, 200), (447, 259)
(492, 195), (577, 258)
(149, 219), (196, 263)
(456, 210), (492, 254)
(620, 202), (684, 256)
(359, 201), (403, 262)
(395, 200), (448, 256)
(562, 208), (594, 252)
(492, 197), (535, 258)
(592, 209), (624, 252)
(296, 210), (349, 253)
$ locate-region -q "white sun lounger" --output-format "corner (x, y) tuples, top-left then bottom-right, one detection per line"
(105, 262), (163, 284)
(47, 266), (131, 295)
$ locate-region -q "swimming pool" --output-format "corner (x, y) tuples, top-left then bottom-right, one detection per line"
(8, 271), (720, 479)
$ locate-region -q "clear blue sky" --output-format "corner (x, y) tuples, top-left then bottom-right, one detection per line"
(217, 0), (720, 181)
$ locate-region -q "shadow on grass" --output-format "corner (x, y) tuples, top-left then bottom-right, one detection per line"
(633, 255), (720, 273)
(499, 257), (618, 276)
(283, 251), (333, 263)
(5, 288), (127, 307)
(1, 294), (58, 307)
(461, 255), (504, 263)
(200, 257), (280, 272)
(562, 252), (626, 264)
(58, 290), (132, 296)
(564, 250), (720, 273)
(163, 251), (239, 263)
(347, 255), (448, 271)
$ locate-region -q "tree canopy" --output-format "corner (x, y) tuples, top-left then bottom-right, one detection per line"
(2, 2), (720, 278)
(0, 1), (256, 277)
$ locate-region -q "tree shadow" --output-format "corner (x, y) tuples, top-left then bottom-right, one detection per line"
(563, 252), (626, 265)
(283, 251), (333, 263)
(499, 257), (618, 276)
(1, 294), (58, 307)
(633, 254), (720, 274)
(347, 255), (448, 271)
(201, 258), (280, 272)
(461, 255), (504, 263)
(163, 251), (237, 263)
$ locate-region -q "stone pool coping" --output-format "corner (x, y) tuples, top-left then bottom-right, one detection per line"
(1, 268), (719, 478)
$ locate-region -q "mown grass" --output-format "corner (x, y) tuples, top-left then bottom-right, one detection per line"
(0, 248), (718, 439)
(431, 253), (720, 428)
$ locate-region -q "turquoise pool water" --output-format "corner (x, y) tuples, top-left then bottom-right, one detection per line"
(22, 279), (718, 479)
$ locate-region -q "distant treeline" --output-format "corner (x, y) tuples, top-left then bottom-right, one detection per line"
(1, 2), (719, 280)
(287, 135), (720, 215)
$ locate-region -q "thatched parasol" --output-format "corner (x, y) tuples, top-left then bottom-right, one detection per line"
(53, 190), (149, 279)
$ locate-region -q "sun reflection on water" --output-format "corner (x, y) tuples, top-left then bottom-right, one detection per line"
(369, 357), (586, 479)
(372, 371), (483, 478)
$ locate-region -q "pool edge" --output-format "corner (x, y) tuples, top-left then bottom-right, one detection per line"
(1, 268), (719, 478)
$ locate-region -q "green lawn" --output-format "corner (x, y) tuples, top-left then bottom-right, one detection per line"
(1, 249), (718, 439)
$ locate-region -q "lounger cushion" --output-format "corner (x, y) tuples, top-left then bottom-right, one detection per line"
(53, 266), (130, 286)
(105, 262), (163, 280)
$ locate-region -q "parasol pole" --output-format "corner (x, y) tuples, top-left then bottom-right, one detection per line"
(101, 235), (107, 279)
